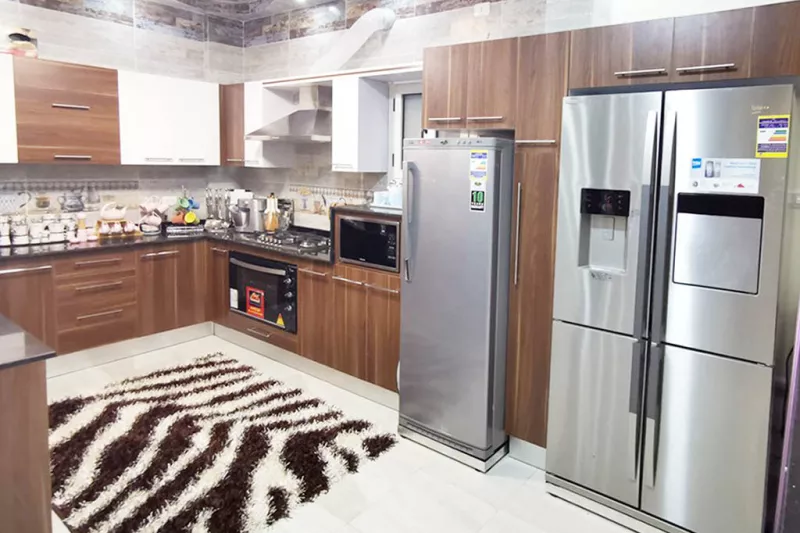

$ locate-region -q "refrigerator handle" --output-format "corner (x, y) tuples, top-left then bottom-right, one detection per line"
(644, 343), (665, 489)
(628, 340), (646, 482)
(514, 182), (522, 286)
(403, 161), (414, 282)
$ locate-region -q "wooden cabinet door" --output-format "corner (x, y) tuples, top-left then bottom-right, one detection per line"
(516, 32), (569, 144)
(505, 146), (559, 447)
(207, 244), (230, 322)
(466, 38), (517, 129)
(569, 19), (673, 88)
(219, 84), (244, 166)
(672, 8), (754, 81)
(298, 264), (334, 366)
(0, 261), (55, 347)
(364, 272), (400, 392)
(422, 44), (468, 129)
(137, 247), (180, 336)
(330, 265), (368, 380)
(176, 242), (206, 328)
(752, 2), (800, 78)
(0, 55), (17, 164)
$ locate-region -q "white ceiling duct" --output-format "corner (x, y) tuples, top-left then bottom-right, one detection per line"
(311, 8), (397, 74)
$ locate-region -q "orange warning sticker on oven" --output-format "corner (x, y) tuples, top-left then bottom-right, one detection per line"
(246, 287), (265, 319)
(276, 313), (285, 328)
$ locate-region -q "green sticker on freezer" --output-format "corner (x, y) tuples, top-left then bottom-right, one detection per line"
(470, 170), (487, 212)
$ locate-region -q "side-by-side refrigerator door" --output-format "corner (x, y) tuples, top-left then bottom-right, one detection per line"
(553, 92), (662, 337)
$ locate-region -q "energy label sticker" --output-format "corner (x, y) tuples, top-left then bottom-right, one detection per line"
(470, 150), (488, 212)
(756, 115), (790, 159)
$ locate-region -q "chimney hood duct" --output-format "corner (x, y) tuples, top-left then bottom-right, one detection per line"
(246, 85), (333, 143)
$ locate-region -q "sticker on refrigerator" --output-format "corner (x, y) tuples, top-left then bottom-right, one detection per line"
(689, 157), (761, 194)
(246, 286), (265, 319)
(756, 115), (790, 158)
(229, 288), (238, 309)
(470, 171), (487, 212)
(470, 150), (488, 172)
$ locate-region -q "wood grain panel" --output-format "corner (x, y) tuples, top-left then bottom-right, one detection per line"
(0, 361), (51, 533)
(176, 241), (207, 329)
(569, 20), (673, 88)
(13, 56), (118, 95)
(56, 302), (139, 354)
(466, 38), (518, 129)
(53, 250), (134, 280)
(422, 44), (468, 129)
(752, 2), (800, 78)
(364, 270), (400, 392)
(0, 260), (56, 349)
(224, 310), (299, 354)
(516, 32), (569, 142)
(220, 84), (244, 166)
(137, 246), (180, 336)
(330, 264), (368, 380)
(505, 146), (559, 447)
(672, 8), (754, 81)
(298, 262), (335, 367)
(206, 243), (230, 322)
(55, 271), (136, 312)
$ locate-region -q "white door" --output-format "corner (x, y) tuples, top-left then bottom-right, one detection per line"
(0, 55), (17, 164)
(118, 71), (175, 165)
(173, 78), (219, 166)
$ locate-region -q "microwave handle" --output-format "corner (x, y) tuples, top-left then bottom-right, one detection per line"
(403, 161), (414, 282)
(230, 257), (287, 277)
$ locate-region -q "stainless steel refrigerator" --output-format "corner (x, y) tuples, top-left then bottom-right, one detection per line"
(399, 137), (514, 472)
(547, 86), (796, 533)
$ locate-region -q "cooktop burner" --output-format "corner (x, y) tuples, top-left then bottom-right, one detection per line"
(253, 230), (330, 255)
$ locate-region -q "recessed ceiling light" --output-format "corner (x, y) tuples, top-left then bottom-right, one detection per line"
(328, 5), (338, 13)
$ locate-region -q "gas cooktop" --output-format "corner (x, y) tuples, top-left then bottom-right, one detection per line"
(243, 229), (330, 255)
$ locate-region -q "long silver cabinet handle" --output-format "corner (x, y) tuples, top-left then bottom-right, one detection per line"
(298, 268), (327, 278)
(675, 63), (735, 74)
(75, 280), (123, 292)
(515, 140), (556, 145)
(332, 276), (363, 286)
(428, 117), (461, 122)
(614, 68), (667, 77)
(52, 103), (90, 111)
(226, 158), (244, 162)
(141, 250), (180, 259)
(77, 308), (123, 321)
(145, 157), (173, 162)
(179, 158), (205, 163)
(467, 116), (504, 121)
(247, 327), (271, 339)
(75, 258), (121, 267)
(514, 182), (522, 286)
(210, 247), (228, 255)
(54, 155), (92, 160)
(0, 264), (52, 276)
(364, 283), (399, 294)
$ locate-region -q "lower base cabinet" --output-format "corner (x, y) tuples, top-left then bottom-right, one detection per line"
(0, 261), (56, 348)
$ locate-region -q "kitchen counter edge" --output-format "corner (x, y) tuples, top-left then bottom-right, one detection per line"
(0, 314), (56, 371)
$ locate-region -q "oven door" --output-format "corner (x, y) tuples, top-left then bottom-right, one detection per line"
(228, 252), (297, 333)
(338, 216), (399, 272)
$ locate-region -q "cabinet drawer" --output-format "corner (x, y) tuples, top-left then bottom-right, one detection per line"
(54, 251), (135, 279)
(17, 146), (121, 165)
(13, 57), (118, 96)
(16, 88), (120, 122)
(224, 311), (299, 354)
(55, 272), (136, 308)
(57, 302), (138, 354)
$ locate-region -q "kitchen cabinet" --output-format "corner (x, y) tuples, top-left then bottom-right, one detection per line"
(298, 262), (335, 367)
(242, 81), (296, 168)
(422, 44), (469, 129)
(219, 84), (244, 167)
(331, 76), (389, 173)
(672, 8), (754, 81)
(466, 38), (518, 130)
(505, 146), (559, 447)
(0, 55), (18, 164)
(569, 19), (674, 88)
(13, 57), (120, 164)
(363, 270), (400, 392)
(330, 265), (368, 379)
(206, 243), (230, 322)
(0, 260), (55, 348)
(752, 2), (800, 78)
(118, 71), (220, 165)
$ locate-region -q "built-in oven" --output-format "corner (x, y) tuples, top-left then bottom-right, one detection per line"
(228, 251), (297, 333)
(337, 215), (399, 272)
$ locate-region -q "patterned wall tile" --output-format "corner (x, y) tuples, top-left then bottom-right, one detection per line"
(208, 14), (243, 45)
(288, 0), (344, 39)
(134, 0), (206, 40)
(415, 0), (500, 16)
(244, 12), (288, 45)
(345, 0), (414, 28)
(20, 0), (134, 24)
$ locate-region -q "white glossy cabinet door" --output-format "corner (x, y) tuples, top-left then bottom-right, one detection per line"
(0, 55), (18, 164)
(172, 77), (220, 166)
(331, 77), (389, 173)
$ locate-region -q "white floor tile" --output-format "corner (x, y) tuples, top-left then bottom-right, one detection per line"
(52, 511), (70, 533)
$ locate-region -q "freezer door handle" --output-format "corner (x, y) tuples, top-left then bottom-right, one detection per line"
(402, 161), (414, 282)
(644, 343), (665, 488)
(628, 340), (646, 482)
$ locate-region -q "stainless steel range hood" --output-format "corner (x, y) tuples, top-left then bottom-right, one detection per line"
(246, 85), (332, 143)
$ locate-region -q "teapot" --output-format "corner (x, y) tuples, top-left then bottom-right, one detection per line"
(57, 191), (84, 213)
(101, 202), (127, 221)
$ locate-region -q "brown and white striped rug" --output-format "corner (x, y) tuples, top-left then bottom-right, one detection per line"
(48, 352), (396, 532)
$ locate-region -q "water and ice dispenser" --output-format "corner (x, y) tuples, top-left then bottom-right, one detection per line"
(578, 188), (631, 272)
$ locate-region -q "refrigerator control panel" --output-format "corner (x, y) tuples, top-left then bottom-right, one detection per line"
(581, 189), (631, 217)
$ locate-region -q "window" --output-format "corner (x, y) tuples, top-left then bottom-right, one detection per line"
(388, 82), (422, 184)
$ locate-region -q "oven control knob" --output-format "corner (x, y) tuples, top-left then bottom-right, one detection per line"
(283, 278), (293, 286)
(284, 292), (294, 299)
(284, 304), (294, 313)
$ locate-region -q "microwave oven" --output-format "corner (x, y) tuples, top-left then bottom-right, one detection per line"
(337, 215), (399, 272)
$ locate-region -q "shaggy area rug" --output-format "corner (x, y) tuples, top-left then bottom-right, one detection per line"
(48, 353), (396, 533)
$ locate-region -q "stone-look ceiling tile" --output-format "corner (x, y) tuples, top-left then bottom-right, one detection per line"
(288, 0), (344, 39)
(208, 13), (243, 46)
(19, 0), (134, 25)
(135, 0), (206, 40)
(345, 0), (414, 29)
(244, 12), (288, 46)
(415, 0), (500, 17)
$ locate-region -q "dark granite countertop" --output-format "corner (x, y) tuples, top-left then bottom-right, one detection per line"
(0, 231), (332, 264)
(0, 314), (56, 371)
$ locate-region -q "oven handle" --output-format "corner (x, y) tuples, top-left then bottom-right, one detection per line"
(229, 257), (287, 277)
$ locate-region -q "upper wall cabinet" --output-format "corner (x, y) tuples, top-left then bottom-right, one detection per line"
(422, 44), (469, 129)
(14, 57), (120, 164)
(220, 83), (244, 167)
(332, 77), (389, 173)
(671, 8), (754, 82)
(751, 2), (800, 78)
(0, 55), (17, 164)
(466, 38), (518, 130)
(118, 71), (220, 166)
(569, 19), (674, 88)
